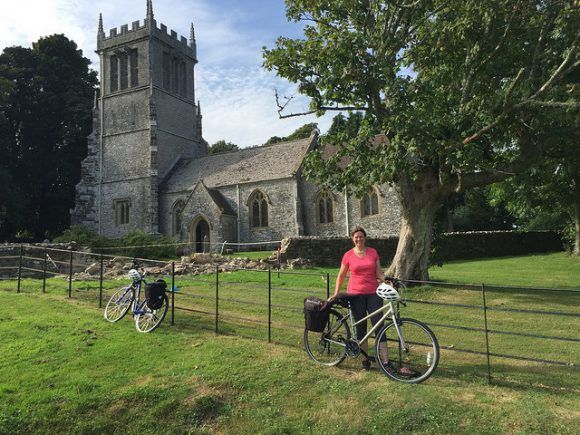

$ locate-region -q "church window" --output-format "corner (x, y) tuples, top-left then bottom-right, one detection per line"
(179, 61), (186, 96)
(316, 190), (334, 224)
(172, 57), (179, 94)
(163, 52), (171, 90)
(114, 199), (130, 226)
(249, 191), (268, 228)
(110, 55), (118, 92)
(361, 188), (380, 217)
(119, 52), (128, 90)
(172, 200), (185, 237)
(129, 49), (139, 87)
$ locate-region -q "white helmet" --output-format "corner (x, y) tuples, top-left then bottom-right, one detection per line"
(376, 282), (401, 301)
(128, 269), (141, 283)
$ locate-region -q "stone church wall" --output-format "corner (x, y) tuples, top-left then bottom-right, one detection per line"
(299, 179), (401, 238)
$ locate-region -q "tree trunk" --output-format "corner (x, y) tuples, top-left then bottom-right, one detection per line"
(386, 172), (442, 281)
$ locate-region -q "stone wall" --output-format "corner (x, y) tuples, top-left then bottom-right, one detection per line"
(280, 231), (563, 267)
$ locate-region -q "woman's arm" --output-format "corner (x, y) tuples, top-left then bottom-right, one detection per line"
(332, 263), (348, 298)
(375, 257), (384, 283)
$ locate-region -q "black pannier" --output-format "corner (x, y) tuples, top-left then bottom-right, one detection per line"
(304, 296), (329, 332)
(145, 280), (167, 310)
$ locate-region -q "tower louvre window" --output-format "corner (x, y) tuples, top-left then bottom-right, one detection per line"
(163, 52), (170, 90)
(171, 57), (179, 93)
(110, 55), (118, 92)
(179, 61), (186, 96)
(119, 53), (128, 90)
(129, 49), (138, 87)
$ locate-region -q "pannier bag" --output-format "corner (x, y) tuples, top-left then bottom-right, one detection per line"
(145, 280), (167, 310)
(304, 297), (329, 332)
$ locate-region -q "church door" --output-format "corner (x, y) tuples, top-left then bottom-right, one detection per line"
(194, 219), (210, 253)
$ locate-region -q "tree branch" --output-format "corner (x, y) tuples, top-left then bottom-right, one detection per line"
(273, 89), (368, 119)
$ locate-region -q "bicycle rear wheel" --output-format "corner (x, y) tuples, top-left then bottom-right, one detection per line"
(304, 309), (350, 366)
(104, 286), (134, 322)
(134, 294), (169, 333)
(375, 318), (439, 383)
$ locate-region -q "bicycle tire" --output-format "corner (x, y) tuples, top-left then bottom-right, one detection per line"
(104, 286), (134, 323)
(304, 309), (350, 366)
(135, 293), (169, 333)
(375, 318), (439, 384)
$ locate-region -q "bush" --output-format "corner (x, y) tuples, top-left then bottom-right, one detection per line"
(53, 225), (112, 250)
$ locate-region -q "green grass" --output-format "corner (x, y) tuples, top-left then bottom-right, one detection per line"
(1, 253), (579, 433)
(429, 252), (580, 289)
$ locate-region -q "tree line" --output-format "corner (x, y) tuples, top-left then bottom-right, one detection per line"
(0, 34), (97, 241)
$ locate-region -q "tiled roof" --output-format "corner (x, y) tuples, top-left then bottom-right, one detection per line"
(164, 134), (316, 192)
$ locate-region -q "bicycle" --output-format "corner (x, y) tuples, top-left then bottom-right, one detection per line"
(104, 269), (169, 333)
(304, 277), (439, 383)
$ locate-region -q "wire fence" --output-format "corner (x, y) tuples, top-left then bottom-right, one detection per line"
(1, 244), (579, 385)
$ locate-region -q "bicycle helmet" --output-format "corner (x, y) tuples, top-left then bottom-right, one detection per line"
(128, 269), (141, 283)
(376, 282), (401, 301)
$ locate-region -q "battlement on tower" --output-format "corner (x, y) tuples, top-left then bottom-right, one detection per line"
(97, 18), (196, 60)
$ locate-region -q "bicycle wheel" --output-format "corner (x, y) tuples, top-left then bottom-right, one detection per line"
(375, 318), (439, 383)
(104, 286), (134, 322)
(134, 294), (169, 333)
(304, 309), (350, 366)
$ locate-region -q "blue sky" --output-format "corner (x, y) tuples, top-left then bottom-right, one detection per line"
(0, 0), (334, 147)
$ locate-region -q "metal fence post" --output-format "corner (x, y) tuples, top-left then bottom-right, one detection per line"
(171, 262), (175, 326)
(482, 283), (492, 384)
(99, 253), (104, 308)
(17, 244), (23, 293)
(68, 247), (73, 298)
(215, 265), (219, 334)
(42, 248), (47, 293)
(326, 273), (330, 299)
(268, 267), (272, 343)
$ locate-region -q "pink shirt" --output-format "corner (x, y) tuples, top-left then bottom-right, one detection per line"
(341, 247), (380, 295)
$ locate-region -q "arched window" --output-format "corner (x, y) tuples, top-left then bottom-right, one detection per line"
(172, 200), (185, 237)
(249, 191), (268, 228)
(316, 190), (334, 224)
(361, 188), (380, 217)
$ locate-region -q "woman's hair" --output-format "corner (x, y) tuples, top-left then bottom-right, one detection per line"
(350, 226), (367, 237)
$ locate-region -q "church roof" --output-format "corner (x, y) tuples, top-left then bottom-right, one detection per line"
(164, 134), (316, 192)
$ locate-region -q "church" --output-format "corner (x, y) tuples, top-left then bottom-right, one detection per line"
(71, 2), (401, 252)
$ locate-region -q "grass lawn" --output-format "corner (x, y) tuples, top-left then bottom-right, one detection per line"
(1, 252), (579, 433)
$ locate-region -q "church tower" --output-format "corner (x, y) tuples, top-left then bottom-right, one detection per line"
(72, 1), (206, 237)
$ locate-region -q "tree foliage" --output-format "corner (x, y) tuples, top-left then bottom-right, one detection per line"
(264, 0), (579, 279)
(208, 140), (240, 154)
(0, 34), (98, 241)
(265, 122), (318, 144)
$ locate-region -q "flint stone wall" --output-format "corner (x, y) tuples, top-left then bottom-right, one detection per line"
(280, 231), (563, 267)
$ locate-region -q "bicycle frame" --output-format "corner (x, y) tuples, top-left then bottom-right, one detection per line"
(335, 300), (408, 350)
(124, 280), (149, 316)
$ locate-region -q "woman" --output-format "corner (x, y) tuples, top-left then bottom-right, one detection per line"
(331, 226), (388, 369)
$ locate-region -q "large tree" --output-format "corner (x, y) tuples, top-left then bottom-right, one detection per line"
(264, 0), (579, 279)
(0, 35), (97, 240)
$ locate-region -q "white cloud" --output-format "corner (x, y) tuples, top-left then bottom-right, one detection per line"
(0, 0), (335, 148)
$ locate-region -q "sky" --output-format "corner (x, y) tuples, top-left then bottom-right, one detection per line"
(0, 0), (335, 148)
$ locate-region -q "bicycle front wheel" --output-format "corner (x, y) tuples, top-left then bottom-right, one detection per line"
(375, 318), (439, 383)
(304, 309), (350, 366)
(104, 286), (134, 322)
(134, 294), (169, 333)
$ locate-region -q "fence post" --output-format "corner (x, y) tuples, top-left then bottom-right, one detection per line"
(326, 273), (330, 299)
(171, 261), (175, 326)
(42, 248), (47, 293)
(268, 267), (272, 343)
(17, 244), (23, 293)
(481, 283), (492, 384)
(68, 247), (73, 298)
(277, 247), (281, 279)
(215, 265), (219, 334)
(99, 253), (104, 308)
